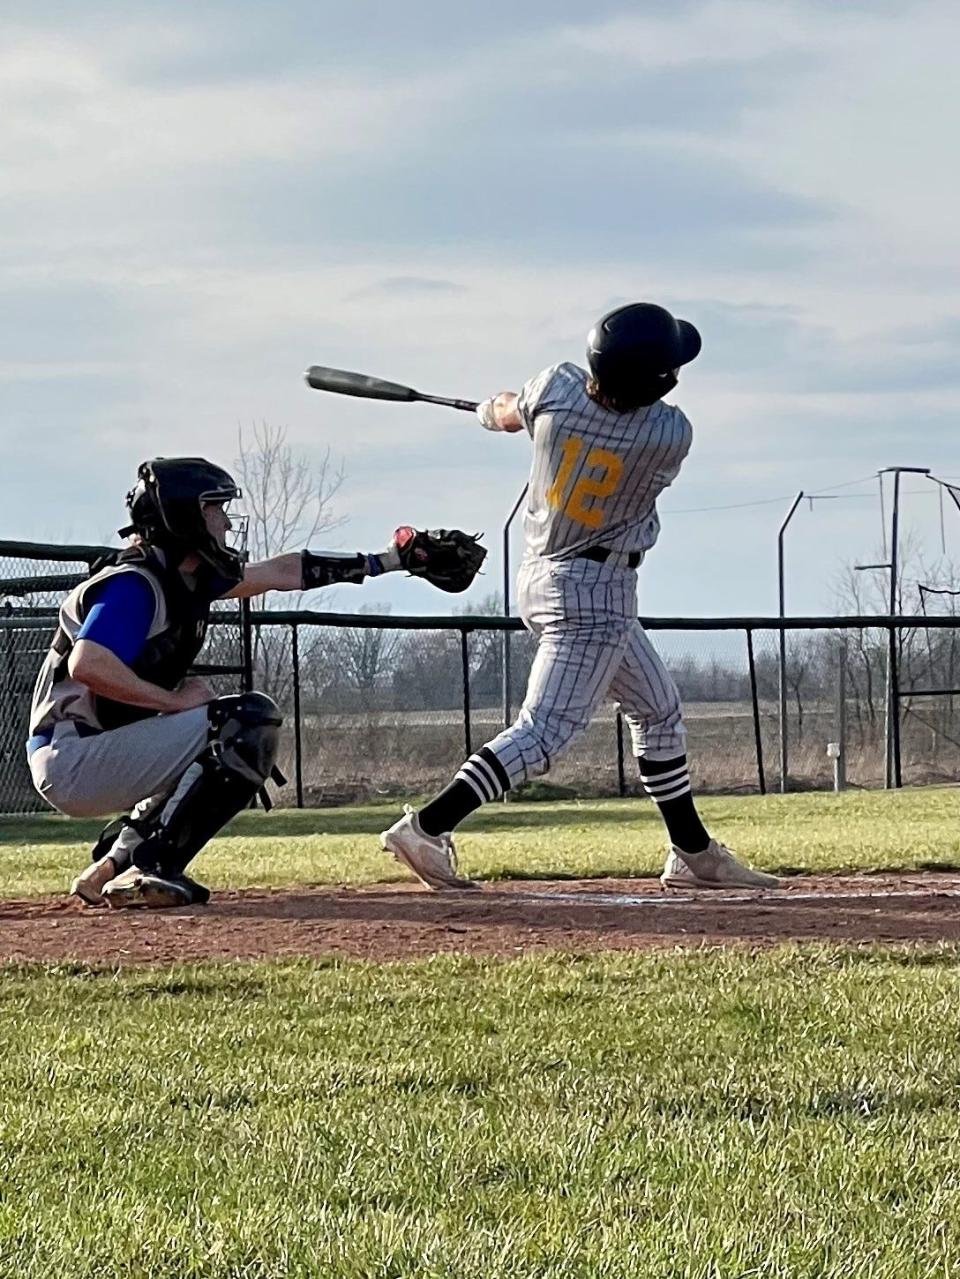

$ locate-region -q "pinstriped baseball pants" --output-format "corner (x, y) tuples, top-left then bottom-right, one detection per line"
(484, 556), (686, 787)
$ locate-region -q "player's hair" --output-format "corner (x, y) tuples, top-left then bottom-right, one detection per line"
(586, 375), (656, 414)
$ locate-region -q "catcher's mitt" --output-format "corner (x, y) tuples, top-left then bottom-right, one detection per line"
(392, 526), (486, 593)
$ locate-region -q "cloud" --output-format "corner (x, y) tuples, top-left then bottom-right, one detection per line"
(683, 302), (960, 397)
(1, 0), (959, 621)
(0, 4), (838, 274)
(349, 277), (467, 299)
(558, 1), (816, 66)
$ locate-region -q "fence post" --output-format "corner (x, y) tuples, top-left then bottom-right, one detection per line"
(889, 621), (903, 788)
(833, 639), (847, 791)
(291, 623), (304, 809)
(240, 598), (253, 693)
(615, 711), (626, 797)
(746, 628), (766, 795)
(460, 628), (472, 758)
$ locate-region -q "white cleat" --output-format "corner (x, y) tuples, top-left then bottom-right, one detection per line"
(660, 840), (779, 890)
(70, 855), (118, 906)
(380, 806), (478, 892)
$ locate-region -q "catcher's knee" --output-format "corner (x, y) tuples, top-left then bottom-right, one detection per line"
(207, 692), (283, 785)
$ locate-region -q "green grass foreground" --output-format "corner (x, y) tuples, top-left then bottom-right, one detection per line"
(1, 786), (958, 899)
(3, 950), (960, 1277)
(3, 791), (960, 1276)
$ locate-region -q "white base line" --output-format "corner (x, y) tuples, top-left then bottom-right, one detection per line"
(520, 889), (960, 908)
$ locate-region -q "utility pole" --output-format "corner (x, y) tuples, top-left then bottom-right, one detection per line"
(857, 467), (930, 787)
(884, 467), (930, 786)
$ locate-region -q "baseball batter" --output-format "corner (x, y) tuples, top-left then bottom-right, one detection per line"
(28, 457), (484, 909)
(382, 303), (778, 891)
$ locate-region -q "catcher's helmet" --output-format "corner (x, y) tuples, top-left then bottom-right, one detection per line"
(587, 303), (702, 409)
(123, 457), (245, 585)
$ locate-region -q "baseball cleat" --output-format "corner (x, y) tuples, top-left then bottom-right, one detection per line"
(380, 806), (478, 891)
(69, 854), (118, 906)
(102, 866), (197, 910)
(661, 840), (779, 890)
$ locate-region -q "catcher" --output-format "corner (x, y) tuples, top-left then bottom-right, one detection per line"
(26, 456), (485, 910)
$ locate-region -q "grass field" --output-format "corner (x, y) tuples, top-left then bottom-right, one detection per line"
(2, 789), (960, 1277)
(4, 951), (960, 1277)
(1, 785), (958, 900)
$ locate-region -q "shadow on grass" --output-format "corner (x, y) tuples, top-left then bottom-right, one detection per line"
(0, 802), (662, 847)
(831, 947), (960, 970)
(246, 803), (661, 839)
(0, 817), (104, 846)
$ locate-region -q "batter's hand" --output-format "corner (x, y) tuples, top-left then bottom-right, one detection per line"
(476, 398), (499, 431)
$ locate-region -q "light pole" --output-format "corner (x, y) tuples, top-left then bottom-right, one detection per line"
(777, 492), (804, 793)
(857, 466), (930, 787)
(882, 466), (930, 786)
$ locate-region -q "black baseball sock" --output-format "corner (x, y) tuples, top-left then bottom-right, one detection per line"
(638, 754), (710, 854)
(418, 747), (512, 837)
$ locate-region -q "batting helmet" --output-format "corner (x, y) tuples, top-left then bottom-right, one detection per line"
(586, 303), (702, 409)
(123, 458), (246, 585)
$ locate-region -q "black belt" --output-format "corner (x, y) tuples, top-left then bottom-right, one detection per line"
(576, 547), (642, 568)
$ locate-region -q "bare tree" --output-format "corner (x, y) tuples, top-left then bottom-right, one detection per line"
(233, 423), (346, 701)
(236, 422), (345, 564)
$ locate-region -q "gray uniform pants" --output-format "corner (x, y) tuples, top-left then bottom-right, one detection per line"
(484, 555), (686, 786)
(28, 709), (210, 819)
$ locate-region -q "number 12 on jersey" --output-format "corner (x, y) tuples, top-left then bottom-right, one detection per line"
(546, 437), (624, 530)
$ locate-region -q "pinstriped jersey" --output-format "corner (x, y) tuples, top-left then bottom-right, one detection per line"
(517, 362), (692, 561)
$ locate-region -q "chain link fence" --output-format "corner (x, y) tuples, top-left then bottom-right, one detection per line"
(4, 541), (960, 813)
(241, 612), (960, 807)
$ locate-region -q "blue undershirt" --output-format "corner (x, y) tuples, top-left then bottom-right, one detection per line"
(76, 573), (156, 666)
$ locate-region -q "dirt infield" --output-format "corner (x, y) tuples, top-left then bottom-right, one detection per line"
(3, 873), (960, 965)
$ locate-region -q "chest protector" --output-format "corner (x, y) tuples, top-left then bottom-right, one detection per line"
(52, 546), (221, 731)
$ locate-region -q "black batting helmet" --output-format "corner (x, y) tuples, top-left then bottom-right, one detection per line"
(587, 303), (702, 409)
(123, 457), (245, 585)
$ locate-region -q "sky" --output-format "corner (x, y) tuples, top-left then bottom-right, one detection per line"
(2, 0), (959, 619)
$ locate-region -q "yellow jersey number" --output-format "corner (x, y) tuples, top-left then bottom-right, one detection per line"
(545, 437), (624, 530)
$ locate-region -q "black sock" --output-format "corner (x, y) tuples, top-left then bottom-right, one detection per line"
(418, 747), (512, 837)
(638, 754), (710, 854)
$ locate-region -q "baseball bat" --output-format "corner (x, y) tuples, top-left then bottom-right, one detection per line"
(304, 365), (479, 413)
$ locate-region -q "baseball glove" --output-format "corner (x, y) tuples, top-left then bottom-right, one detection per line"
(392, 526), (486, 593)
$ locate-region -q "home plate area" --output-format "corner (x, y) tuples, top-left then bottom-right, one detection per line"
(3, 873), (960, 965)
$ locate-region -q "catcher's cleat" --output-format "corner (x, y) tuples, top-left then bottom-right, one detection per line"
(102, 866), (200, 910)
(380, 806), (478, 891)
(70, 854), (118, 907)
(660, 841), (779, 890)
(177, 873), (211, 906)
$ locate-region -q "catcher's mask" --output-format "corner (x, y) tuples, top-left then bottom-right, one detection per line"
(587, 302), (701, 410)
(122, 457), (247, 586)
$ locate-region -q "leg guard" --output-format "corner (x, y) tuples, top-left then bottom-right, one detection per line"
(90, 815), (129, 864)
(89, 791), (167, 869)
(131, 692), (283, 882)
